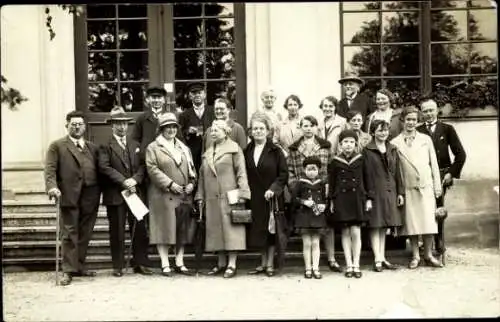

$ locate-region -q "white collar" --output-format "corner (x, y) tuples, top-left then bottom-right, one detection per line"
(193, 103), (205, 110)
(113, 134), (126, 144)
(69, 136), (85, 147)
(347, 93), (358, 100)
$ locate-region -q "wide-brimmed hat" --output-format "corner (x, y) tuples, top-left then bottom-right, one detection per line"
(157, 112), (179, 129)
(106, 106), (133, 123)
(338, 72), (365, 86)
(146, 86), (167, 97)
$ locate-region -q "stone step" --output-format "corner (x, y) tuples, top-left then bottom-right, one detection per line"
(2, 212), (109, 227)
(2, 200), (107, 213)
(2, 225), (112, 241)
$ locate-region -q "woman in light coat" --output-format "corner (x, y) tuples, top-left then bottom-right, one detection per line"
(317, 95), (348, 154)
(145, 113), (197, 276)
(391, 106), (443, 269)
(275, 94), (303, 157)
(195, 120), (251, 278)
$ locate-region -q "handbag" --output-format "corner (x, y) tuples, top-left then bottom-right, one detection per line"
(230, 203), (253, 224)
(435, 206), (448, 221)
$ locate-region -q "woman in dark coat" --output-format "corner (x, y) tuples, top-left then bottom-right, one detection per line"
(244, 112), (288, 277)
(363, 119), (405, 272)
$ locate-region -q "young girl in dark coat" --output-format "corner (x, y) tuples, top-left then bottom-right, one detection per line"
(291, 156), (328, 279)
(328, 129), (371, 278)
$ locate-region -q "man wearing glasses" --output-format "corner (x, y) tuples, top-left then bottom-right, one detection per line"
(44, 111), (101, 286)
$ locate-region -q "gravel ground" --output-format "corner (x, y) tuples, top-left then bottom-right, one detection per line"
(3, 246), (499, 321)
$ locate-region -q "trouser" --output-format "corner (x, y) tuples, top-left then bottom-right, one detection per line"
(434, 182), (449, 254)
(60, 185), (100, 273)
(106, 204), (150, 269)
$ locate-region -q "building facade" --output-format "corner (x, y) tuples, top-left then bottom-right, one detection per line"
(2, 3), (498, 213)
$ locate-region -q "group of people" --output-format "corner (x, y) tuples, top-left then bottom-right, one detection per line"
(44, 75), (466, 286)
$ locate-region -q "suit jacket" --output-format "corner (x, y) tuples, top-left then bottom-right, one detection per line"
(44, 136), (101, 207)
(337, 92), (374, 122)
(178, 105), (215, 167)
(98, 136), (146, 206)
(417, 121), (466, 179)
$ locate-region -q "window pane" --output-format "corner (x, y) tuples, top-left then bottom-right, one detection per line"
(432, 77), (498, 109)
(383, 45), (420, 76)
(87, 21), (117, 50)
(174, 19), (203, 48)
(386, 78), (421, 106)
(344, 46), (381, 76)
(174, 82), (195, 109)
(88, 52), (117, 82)
(383, 2), (420, 9)
(120, 83), (147, 112)
(206, 49), (235, 79)
(469, 10), (498, 40)
(343, 12), (380, 44)
(431, 10), (467, 41)
(431, 44), (469, 75)
(87, 5), (116, 19)
(119, 52), (148, 81)
(173, 3), (202, 17)
(342, 2), (381, 11)
(205, 18), (234, 47)
(118, 4), (147, 18)
(468, 0), (497, 8)
(207, 81), (235, 107)
(89, 83), (117, 112)
(118, 20), (148, 49)
(382, 11), (420, 43)
(471, 43), (498, 74)
(431, 0), (467, 8)
(205, 3), (234, 17)
(361, 79), (382, 98)
(174, 50), (205, 79)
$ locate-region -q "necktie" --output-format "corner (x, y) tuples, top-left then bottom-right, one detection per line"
(121, 137), (127, 149)
(427, 123), (433, 134)
(76, 141), (84, 152)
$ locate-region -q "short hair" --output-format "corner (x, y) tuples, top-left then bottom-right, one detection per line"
(283, 94), (303, 109)
(400, 106), (421, 121)
(249, 112), (272, 132)
(300, 115), (319, 127)
(260, 88), (276, 99)
(211, 119), (232, 136)
(319, 96), (339, 110)
(376, 88), (394, 105)
(419, 95), (438, 108)
(346, 110), (364, 122)
(369, 119), (390, 136)
(66, 110), (86, 123)
(214, 97), (233, 110)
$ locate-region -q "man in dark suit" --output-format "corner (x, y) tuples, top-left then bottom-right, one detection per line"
(178, 82), (215, 171)
(336, 73), (374, 124)
(44, 111), (101, 286)
(417, 96), (467, 255)
(98, 106), (152, 277)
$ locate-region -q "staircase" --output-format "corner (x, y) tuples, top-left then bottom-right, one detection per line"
(2, 189), (408, 272)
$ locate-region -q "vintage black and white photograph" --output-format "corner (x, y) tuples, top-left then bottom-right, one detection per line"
(1, 1), (499, 320)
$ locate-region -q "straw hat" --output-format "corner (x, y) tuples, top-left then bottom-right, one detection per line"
(106, 106), (133, 123)
(338, 72), (365, 86)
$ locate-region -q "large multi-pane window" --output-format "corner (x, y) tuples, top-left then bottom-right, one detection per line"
(340, 0), (498, 111)
(77, 3), (243, 114)
(86, 4), (149, 112)
(172, 3), (237, 109)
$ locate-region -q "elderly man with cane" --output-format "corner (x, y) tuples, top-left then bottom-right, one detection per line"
(44, 111), (101, 286)
(98, 106), (153, 277)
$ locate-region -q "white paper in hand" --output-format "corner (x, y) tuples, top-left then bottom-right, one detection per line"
(226, 189), (239, 205)
(121, 190), (149, 221)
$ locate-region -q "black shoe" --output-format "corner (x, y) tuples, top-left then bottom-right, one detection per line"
(223, 267), (237, 278)
(353, 267), (362, 278)
(134, 265), (153, 275)
(304, 269), (313, 279)
(265, 267), (275, 277)
(73, 270), (97, 277)
(161, 267), (173, 277)
(328, 260), (342, 273)
(312, 270), (322, 279)
(173, 265), (194, 276)
(112, 269), (123, 277)
(248, 266), (266, 275)
(424, 256), (444, 268)
(373, 262), (383, 272)
(207, 266), (226, 276)
(381, 260), (398, 270)
(60, 273), (72, 286)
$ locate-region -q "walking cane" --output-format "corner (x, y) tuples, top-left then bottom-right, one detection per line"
(124, 218), (138, 273)
(55, 198), (61, 286)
